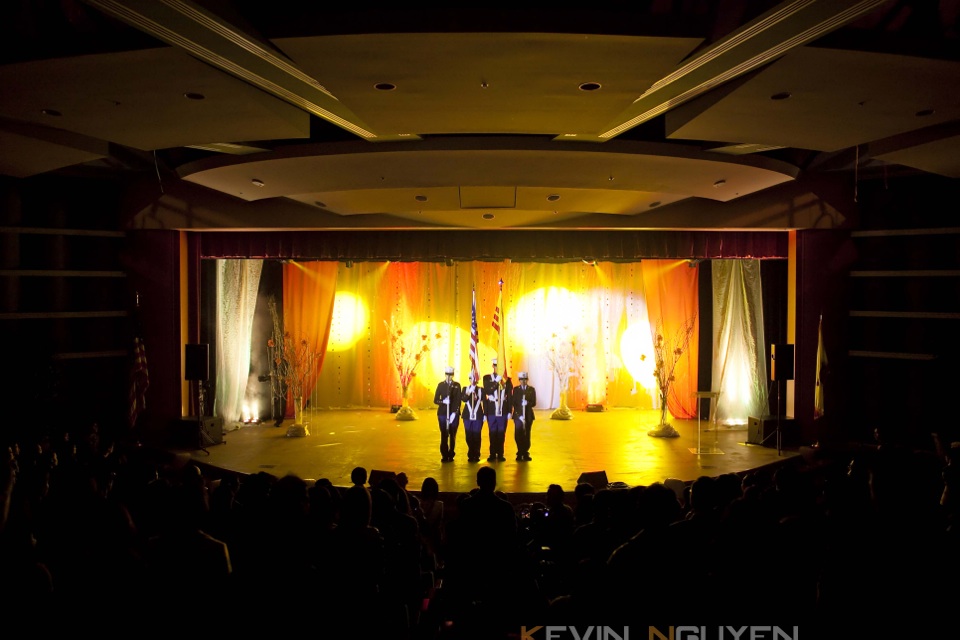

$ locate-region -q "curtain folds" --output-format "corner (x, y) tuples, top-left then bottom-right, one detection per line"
(200, 230), (788, 261)
(214, 258), (770, 427)
(711, 259), (768, 425)
(282, 261), (338, 416)
(214, 259), (263, 423)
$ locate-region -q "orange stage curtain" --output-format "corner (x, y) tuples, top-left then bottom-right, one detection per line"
(303, 260), (698, 415)
(282, 261), (337, 416)
(642, 260), (699, 420)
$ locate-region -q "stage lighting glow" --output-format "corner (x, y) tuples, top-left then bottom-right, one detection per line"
(511, 287), (585, 346)
(620, 322), (657, 392)
(241, 401), (259, 423)
(328, 292), (368, 351)
(412, 321), (497, 391)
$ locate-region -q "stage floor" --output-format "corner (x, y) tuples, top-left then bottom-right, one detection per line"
(178, 407), (801, 495)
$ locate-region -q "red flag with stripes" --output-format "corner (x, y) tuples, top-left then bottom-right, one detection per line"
(469, 289), (480, 384)
(129, 297), (149, 429)
(492, 279), (508, 378)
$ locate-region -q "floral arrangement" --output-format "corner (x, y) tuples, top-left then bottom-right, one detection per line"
(644, 314), (697, 429)
(545, 330), (581, 392)
(268, 296), (322, 414)
(384, 317), (440, 394)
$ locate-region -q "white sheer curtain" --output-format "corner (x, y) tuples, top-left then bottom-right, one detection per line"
(712, 259), (768, 426)
(215, 259), (263, 423)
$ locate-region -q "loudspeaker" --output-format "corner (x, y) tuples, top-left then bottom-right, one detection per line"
(577, 470), (609, 489)
(368, 469), (397, 488)
(770, 343), (794, 381)
(747, 415), (796, 447)
(185, 343), (210, 381)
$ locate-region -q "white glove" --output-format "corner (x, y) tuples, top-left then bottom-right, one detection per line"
(520, 415), (525, 424)
(442, 397), (450, 405)
(466, 385), (475, 394)
(521, 399), (527, 407)
(447, 413), (457, 425)
(486, 394), (494, 402)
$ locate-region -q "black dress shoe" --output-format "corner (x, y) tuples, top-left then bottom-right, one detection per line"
(497, 454), (506, 462)
(487, 456), (496, 462)
(524, 453), (532, 461)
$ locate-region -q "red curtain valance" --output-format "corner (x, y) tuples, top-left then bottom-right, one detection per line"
(198, 229), (787, 261)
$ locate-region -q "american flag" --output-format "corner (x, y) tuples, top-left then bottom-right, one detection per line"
(469, 289), (480, 384)
(129, 298), (149, 429)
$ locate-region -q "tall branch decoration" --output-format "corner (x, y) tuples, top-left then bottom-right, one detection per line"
(545, 330), (580, 420)
(268, 296), (321, 437)
(647, 313), (698, 438)
(384, 317), (439, 421)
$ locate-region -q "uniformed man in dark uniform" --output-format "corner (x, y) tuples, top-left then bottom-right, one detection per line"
(511, 371), (536, 461)
(482, 358), (512, 462)
(434, 366), (462, 462)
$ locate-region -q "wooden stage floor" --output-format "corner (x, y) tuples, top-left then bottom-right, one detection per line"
(178, 407), (801, 495)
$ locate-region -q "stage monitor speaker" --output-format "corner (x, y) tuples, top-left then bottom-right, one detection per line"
(185, 343), (210, 381)
(747, 415), (796, 447)
(368, 469), (397, 488)
(770, 343), (794, 381)
(577, 470), (609, 489)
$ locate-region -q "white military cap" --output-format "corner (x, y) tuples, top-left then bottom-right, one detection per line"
(491, 358), (498, 365)
(444, 366), (454, 374)
(518, 371), (528, 380)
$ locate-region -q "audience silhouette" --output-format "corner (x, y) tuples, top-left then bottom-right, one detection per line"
(2, 424), (958, 635)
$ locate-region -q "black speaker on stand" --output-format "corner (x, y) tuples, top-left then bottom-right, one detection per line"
(185, 344), (220, 454)
(767, 344), (794, 455)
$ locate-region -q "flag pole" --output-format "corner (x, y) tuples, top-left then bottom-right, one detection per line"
(498, 278), (508, 379)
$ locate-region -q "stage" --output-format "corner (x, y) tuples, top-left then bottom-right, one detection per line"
(175, 407), (802, 495)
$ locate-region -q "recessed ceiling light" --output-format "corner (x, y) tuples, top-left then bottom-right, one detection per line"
(314, 201), (326, 208)
(482, 213), (495, 220)
(649, 201), (661, 208)
(770, 92), (791, 100)
(374, 82), (396, 91)
(916, 108), (935, 117)
(562, 133), (578, 137)
(579, 82), (602, 91)
(547, 194), (561, 202)
(713, 179), (726, 188)
(415, 195), (428, 202)
(40, 109), (61, 117)
(251, 179), (265, 187)
(184, 92), (205, 100)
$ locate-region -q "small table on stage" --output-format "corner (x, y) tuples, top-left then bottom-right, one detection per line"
(689, 391), (723, 455)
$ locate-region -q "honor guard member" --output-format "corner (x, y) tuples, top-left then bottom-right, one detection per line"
(482, 358), (513, 462)
(511, 371), (536, 461)
(461, 372), (485, 462)
(434, 366), (462, 462)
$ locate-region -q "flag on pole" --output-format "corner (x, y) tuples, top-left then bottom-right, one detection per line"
(814, 314), (827, 419)
(492, 278), (508, 378)
(129, 294), (149, 429)
(469, 289), (480, 385)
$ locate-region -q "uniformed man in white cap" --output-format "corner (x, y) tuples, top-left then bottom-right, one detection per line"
(434, 365), (462, 462)
(482, 357), (513, 462)
(511, 371), (536, 461)
(461, 371), (485, 462)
